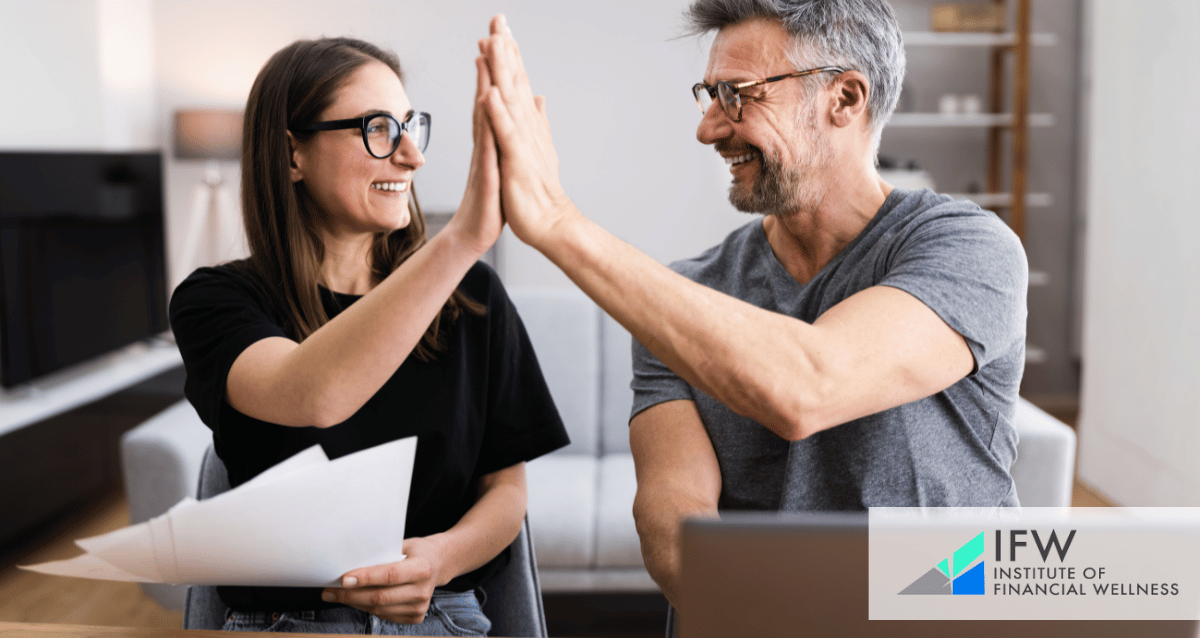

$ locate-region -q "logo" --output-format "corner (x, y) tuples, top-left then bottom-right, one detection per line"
(899, 532), (985, 595)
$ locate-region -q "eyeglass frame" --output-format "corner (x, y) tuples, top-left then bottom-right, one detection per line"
(291, 110), (431, 158)
(692, 66), (847, 122)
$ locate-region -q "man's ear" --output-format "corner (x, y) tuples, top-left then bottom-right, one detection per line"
(287, 131), (305, 183)
(829, 70), (870, 129)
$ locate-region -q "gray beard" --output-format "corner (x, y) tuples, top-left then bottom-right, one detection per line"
(727, 150), (803, 215)
(727, 105), (830, 216)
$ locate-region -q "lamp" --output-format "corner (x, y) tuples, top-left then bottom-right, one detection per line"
(173, 109), (242, 278)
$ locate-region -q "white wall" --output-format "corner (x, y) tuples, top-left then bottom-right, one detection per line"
(1077, 0), (1200, 506)
(0, 0), (156, 151)
(1, 1), (747, 290)
(0, 1), (106, 149)
(152, 0), (748, 289)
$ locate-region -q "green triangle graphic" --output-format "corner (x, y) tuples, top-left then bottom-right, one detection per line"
(937, 558), (949, 578)
(952, 532), (985, 577)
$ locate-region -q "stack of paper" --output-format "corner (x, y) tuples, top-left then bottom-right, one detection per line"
(21, 436), (416, 587)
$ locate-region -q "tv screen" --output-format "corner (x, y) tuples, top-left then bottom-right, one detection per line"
(0, 151), (168, 389)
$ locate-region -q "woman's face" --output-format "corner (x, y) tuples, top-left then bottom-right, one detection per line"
(290, 60), (424, 237)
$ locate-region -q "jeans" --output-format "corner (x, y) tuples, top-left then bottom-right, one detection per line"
(221, 589), (491, 636)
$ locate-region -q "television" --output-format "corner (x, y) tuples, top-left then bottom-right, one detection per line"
(0, 151), (169, 389)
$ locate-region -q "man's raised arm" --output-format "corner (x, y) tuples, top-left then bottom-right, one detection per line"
(477, 15), (975, 440)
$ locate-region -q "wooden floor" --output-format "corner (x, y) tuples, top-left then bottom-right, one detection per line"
(0, 487), (183, 629)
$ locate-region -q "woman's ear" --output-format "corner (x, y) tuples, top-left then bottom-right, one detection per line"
(287, 131), (305, 183)
(829, 70), (870, 129)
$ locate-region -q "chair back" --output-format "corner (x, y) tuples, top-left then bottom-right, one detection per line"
(483, 512), (548, 637)
(181, 445), (234, 630)
(182, 444), (548, 637)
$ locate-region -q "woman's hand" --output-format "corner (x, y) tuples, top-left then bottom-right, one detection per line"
(478, 14), (577, 249)
(320, 463), (525, 624)
(445, 52), (505, 256)
(321, 535), (445, 625)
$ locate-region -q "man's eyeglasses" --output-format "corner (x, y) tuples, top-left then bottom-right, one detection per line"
(293, 111), (431, 158)
(692, 66), (847, 122)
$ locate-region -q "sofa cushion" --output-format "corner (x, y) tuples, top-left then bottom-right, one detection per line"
(601, 314), (635, 455)
(508, 288), (600, 456)
(596, 454), (643, 568)
(526, 454), (598, 568)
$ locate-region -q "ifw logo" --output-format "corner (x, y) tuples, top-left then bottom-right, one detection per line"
(899, 532), (985, 595)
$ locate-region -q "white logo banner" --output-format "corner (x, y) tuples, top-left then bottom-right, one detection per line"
(869, 508), (1200, 620)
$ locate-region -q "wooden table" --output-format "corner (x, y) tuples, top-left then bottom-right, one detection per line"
(0, 622), (524, 637)
(0, 622), (225, 637)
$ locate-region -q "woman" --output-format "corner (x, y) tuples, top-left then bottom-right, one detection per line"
(168, 36), (569, 636)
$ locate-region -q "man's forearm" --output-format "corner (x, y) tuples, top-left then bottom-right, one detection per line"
(633, 492), (717, 607)
(532, 210), (823, 439)
(629, 401), (723, 609)
(530, 210), (974, 440)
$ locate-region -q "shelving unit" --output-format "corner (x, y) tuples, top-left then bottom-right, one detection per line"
(896, 0), (1047, 241)
(944, 192), (1052, 208)
(889, 0), (1067, 378)
(0, 337), (182, 438)
(888, 112), (1053, 127)
(902, 31), (1056, 47)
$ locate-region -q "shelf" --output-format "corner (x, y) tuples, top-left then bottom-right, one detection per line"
(1026, 344), (1048, 365)
(888, 113), (1054, 128)
(0, 337), (182, 437)
(903, 32), (1058, 47)
(945, 192), (1053, 208)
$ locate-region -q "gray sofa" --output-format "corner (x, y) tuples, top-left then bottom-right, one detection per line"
(120, 287), (1078, 609)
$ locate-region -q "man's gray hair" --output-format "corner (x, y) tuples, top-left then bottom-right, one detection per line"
(685, 0), (905, 151)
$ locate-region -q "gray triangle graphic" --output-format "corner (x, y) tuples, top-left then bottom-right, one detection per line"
(898, 567), (953, 595)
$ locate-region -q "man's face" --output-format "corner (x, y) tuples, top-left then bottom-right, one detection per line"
(696, 18), (833, 216)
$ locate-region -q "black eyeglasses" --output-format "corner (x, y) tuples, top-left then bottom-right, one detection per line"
(692, 66), (846, 122)
(293, 111), (431, 158)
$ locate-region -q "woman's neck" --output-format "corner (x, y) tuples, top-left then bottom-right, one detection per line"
(319, 230), (377, 295)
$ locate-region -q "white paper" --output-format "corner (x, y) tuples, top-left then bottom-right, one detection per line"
(21, 436), (416, 587)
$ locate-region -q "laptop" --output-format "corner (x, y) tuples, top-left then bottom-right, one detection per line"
(680, 512), (1198, 638)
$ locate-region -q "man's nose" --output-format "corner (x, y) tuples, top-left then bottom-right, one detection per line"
(695, 100), (732, 146)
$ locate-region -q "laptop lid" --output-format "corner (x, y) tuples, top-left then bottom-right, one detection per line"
(680, 512), (1198, 638)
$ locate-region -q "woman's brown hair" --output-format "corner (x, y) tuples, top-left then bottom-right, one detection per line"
(238, 37), (482, 360)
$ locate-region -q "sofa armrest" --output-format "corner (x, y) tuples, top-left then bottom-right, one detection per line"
(119, 399), (211, 610)
(1011, 398), (1077, 507)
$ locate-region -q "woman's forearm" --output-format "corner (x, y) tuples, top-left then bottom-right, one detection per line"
(422, 462), (527, 586)
(226, 228), (489, 428)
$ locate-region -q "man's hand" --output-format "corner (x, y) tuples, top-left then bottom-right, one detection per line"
(320, 535), (445, 625)
(477, 14), (576, 248)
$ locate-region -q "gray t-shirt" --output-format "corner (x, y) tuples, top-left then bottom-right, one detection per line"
(631, 188), (1027, 510)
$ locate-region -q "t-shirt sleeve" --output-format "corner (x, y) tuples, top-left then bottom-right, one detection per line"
(878, 209), (1028, 372)
(168, 267), (287, 433)
(474, 267), (570, 476)
(629, 335), (695, 422)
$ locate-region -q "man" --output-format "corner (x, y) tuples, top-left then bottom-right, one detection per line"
(477, 0), (1026, 608)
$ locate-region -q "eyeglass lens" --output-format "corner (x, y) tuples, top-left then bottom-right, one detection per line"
(693, 83), (740, 121)
(717, 83), (740, 120)
(365, 113), (430, 158)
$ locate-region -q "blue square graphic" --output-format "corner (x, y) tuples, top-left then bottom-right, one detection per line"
(952, 561), (985, 595)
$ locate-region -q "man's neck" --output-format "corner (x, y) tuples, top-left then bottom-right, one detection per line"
(762, 170), (893, 285)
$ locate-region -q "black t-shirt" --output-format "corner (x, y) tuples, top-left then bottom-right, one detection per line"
(169, 260), (569, 611)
